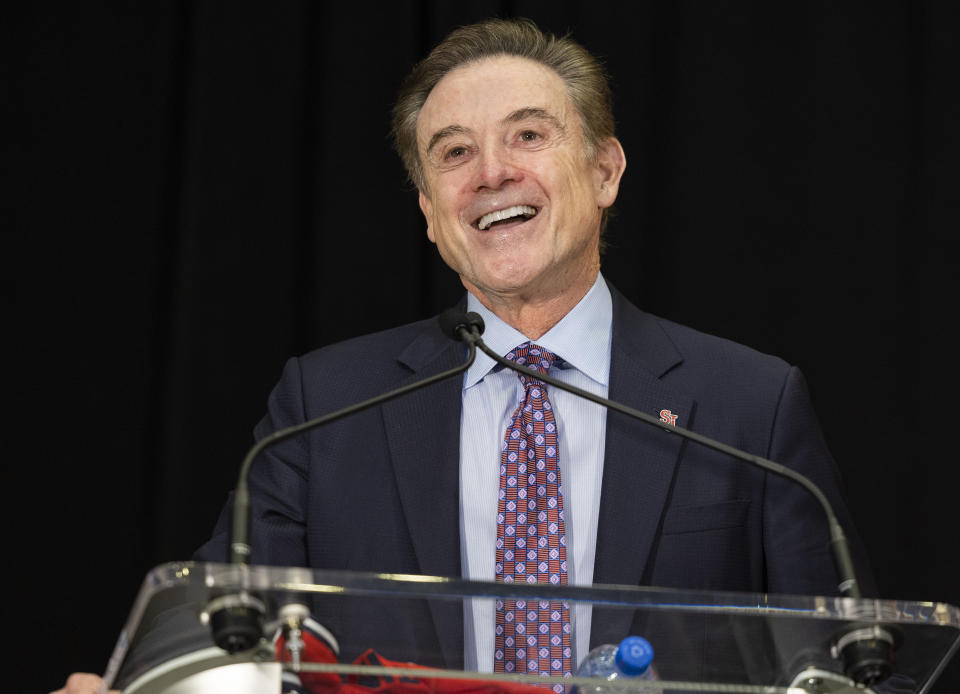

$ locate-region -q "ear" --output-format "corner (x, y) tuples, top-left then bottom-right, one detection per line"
(592, 137), (627, 209)
(418, 189), (436, 243)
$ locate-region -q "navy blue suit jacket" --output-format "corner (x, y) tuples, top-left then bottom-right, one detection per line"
(196, 285), (873, 670)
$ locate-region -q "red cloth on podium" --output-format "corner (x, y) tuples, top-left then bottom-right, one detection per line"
(276, 630), (550, 694)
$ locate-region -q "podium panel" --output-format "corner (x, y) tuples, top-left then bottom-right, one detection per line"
(103, 563), (960, 694)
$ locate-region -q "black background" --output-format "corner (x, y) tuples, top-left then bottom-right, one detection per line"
(7, 2), (959, 691)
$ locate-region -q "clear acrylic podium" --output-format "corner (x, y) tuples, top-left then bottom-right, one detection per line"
(103, 562), (960, 694)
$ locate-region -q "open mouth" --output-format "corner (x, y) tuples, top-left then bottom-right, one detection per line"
(475, 205), (539, 230)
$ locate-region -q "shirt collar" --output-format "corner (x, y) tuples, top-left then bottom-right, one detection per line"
(463, 273), (613, 388)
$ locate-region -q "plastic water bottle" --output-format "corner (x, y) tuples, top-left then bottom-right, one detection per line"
(576, 636), (659, 693)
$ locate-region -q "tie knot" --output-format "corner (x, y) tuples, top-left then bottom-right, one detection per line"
(504, 342), (560, 378)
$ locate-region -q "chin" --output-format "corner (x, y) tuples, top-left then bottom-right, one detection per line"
(473, 265), (548, 296)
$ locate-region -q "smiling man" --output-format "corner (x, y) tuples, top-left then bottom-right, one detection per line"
(402, 41), (631, 680)
(413, 53), (625, 339)
(55, 17), (874, 694)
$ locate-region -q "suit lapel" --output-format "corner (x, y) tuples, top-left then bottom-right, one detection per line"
(380, 318), (465, 667)
(592, 288), (696, 645)
(376, 291), (697, 658)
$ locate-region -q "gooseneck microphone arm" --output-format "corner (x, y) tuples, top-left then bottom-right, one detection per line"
(212, 317), (479, 654)
(229, 336), (477, 565)
(449, 311), (862, 600)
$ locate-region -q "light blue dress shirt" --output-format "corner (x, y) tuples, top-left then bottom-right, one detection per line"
(458, 273), (613, 672)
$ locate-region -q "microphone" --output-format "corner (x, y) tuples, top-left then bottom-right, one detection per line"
(450, 311), (860, 597)
(438, 308), (485, 341)
(209, 310), (480, 653)
(451, 311), (896, 686)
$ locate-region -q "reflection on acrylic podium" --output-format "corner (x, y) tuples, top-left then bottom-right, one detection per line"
(104, 563), (959, 694)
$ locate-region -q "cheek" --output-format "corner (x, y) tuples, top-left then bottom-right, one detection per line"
(554, 174), (598, 218)
(426, 178), (460, 218)
(427, 203), (468, 253)
(546, 156), (596, 200)
(433, 200), (459, 231)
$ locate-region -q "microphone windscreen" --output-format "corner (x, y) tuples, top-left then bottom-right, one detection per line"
(439, 309), (472, 341)
(464, 311), (485, 336)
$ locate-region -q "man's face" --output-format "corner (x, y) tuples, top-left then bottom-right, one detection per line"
(416, 56), (625, 306)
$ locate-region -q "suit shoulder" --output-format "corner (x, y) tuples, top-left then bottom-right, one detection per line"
(640, 313), (801, 448)
(256, 316), (451, 433)
(610, 286), (791, 389)
(297, 316), (438, 376)
(653, 314), (791, 379)
(621, 304), (795, 411)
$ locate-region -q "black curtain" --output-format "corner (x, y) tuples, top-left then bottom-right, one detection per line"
(8, 2), (958, 691)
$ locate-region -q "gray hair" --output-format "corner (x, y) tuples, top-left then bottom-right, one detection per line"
(391, 18), (616, 194)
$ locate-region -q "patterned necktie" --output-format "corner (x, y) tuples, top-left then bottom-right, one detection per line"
(494, 343), (572, 692)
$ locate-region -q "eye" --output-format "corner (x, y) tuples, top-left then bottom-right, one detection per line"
(444, 145), (468, 160)
(518, 130), (541, 142)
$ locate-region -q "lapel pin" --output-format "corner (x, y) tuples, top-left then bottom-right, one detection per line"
(658, 409), (678, 426)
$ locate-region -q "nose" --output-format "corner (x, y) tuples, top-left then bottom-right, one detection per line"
(473, 145), (521, 191)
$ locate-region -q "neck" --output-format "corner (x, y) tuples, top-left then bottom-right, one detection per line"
(464, 265), (599, 340)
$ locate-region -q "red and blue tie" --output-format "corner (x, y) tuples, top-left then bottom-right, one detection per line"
(494, 343), (572, 691)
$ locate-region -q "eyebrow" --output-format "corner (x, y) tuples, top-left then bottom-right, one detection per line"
(424, 107), (565, 156)
(502, 107), (565, 132)
(426, 125), (470, 157)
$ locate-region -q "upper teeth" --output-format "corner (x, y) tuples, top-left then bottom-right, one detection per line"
(478, 205), (537, 230)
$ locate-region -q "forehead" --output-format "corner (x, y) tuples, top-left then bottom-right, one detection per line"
(416, 55), (574, 144)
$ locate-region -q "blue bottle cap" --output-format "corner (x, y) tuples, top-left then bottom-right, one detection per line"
(615, 636), (654, 675)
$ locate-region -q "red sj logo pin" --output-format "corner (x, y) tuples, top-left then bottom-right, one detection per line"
(659, 409), (678, 426)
